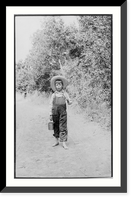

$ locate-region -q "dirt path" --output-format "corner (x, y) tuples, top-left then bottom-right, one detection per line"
(16, 94), (111, 178)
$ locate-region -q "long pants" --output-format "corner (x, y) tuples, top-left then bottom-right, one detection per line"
(52, 104), (68, 142)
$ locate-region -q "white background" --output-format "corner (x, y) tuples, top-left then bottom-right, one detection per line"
(6, 6), (120, 187)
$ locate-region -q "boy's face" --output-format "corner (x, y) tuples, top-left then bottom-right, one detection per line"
(55, 81), (63, 91)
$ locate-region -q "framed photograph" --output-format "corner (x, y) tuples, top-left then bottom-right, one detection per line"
(3, 3), (127, 193)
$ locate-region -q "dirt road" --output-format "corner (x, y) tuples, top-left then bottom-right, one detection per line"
(16, 93), (111, 178)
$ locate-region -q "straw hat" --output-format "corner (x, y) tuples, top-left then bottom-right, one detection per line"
(50, 75), (69, 91)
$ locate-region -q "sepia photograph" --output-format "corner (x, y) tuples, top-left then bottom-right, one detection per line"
(15, 15), (112, 178)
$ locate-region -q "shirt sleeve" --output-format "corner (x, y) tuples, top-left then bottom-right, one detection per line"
(64, 92), (72, 105)
(49, 93), (55, 115)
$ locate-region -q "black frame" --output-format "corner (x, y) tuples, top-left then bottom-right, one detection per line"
(3, 2), (127, 193)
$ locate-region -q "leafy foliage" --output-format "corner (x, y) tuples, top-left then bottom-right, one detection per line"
(16, 15), (112, 128)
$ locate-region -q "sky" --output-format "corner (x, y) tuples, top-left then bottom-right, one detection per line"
(15, 16), (78, 63)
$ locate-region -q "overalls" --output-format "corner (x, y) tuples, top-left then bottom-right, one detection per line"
(52, 93), (68, 142)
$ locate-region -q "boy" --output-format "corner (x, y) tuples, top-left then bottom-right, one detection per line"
(49, 75), (72, 149)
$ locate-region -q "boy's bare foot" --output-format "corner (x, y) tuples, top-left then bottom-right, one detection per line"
(62, 142), (68, 150)
(52, 138), (59, 147)
(52, 142), (59, 147)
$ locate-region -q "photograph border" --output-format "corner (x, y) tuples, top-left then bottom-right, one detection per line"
(3, 2), (127, 193)
(14, 13), (113, 180)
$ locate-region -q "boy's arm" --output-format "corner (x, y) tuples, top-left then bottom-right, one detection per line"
(49, 93), (55, 116)
(64, 92), (72, 105)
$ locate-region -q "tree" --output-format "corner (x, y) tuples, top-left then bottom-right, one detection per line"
(65, 16), (112, 107)
(16, 60), (33, 93)
(23, 17), (68, 92)
(16, 15), (112, 127)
